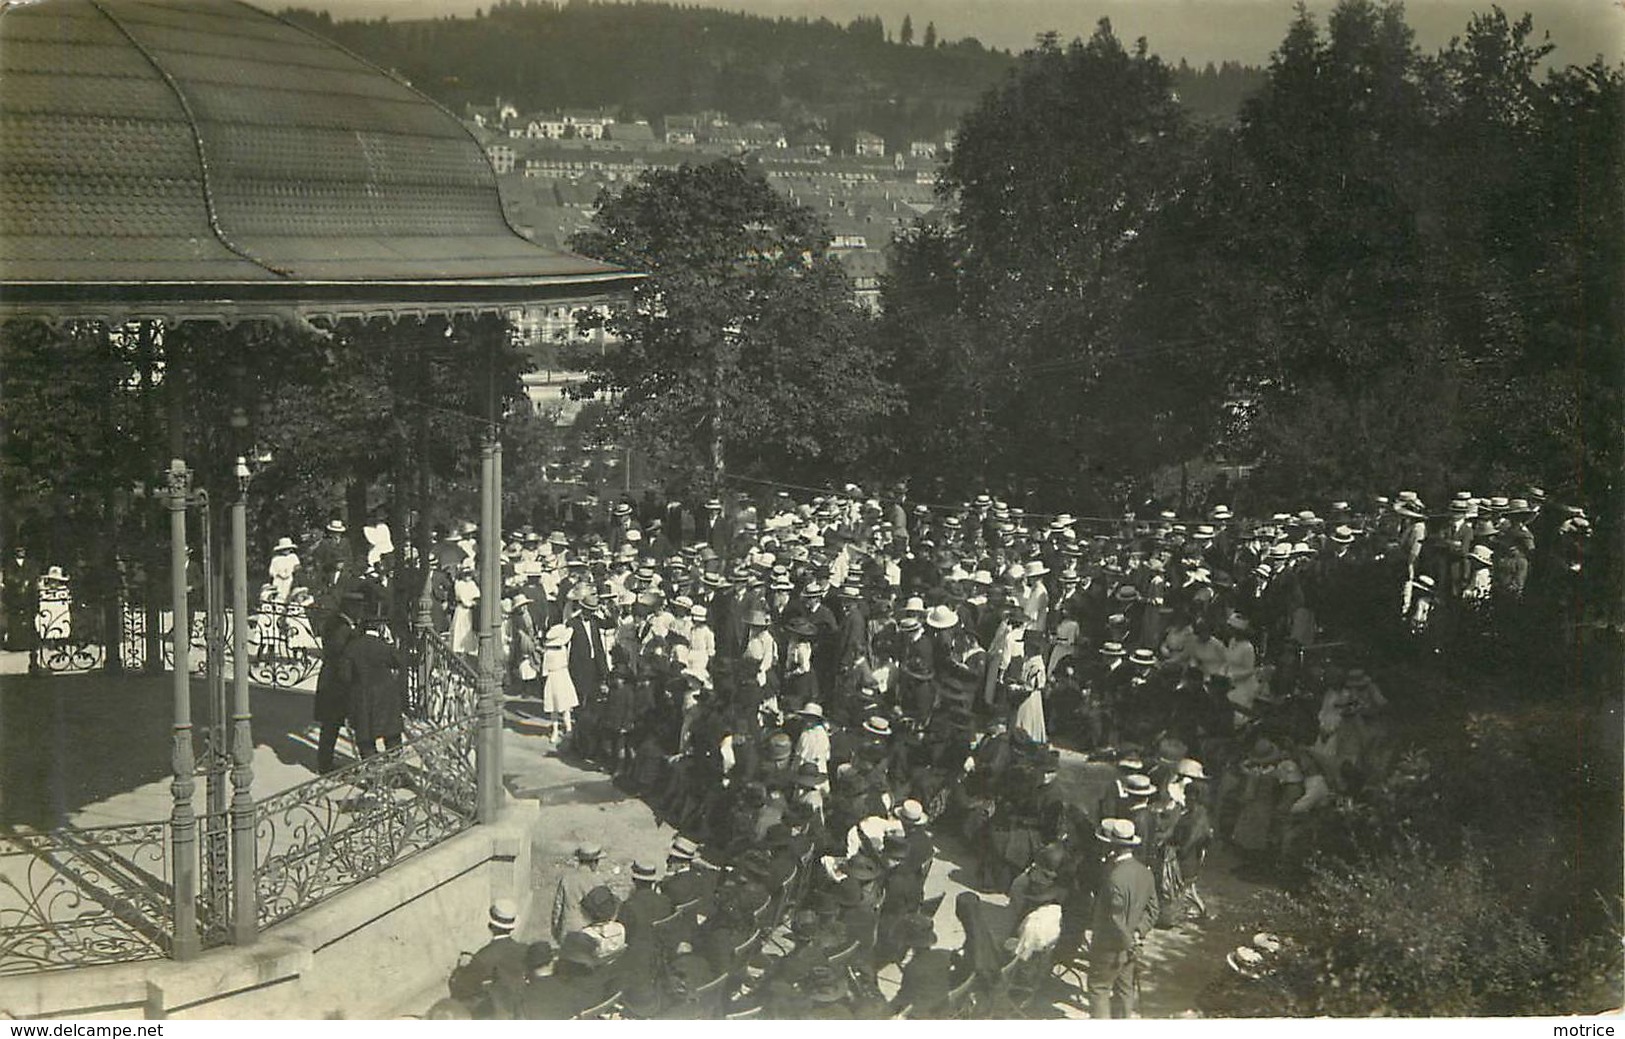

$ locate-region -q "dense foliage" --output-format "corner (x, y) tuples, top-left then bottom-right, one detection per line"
(568, 158), (896, 495)
(881, 3), (1622, 538)
(0, 317), (526, 576)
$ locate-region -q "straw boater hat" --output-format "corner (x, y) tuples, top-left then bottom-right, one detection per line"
(326, 519), (347, 534)
(1120, 774), (1156, 798)
(1095, 818), (1141, 846)
(1100, 641), (1127, 658)
(488, 899), (518, 934)
(1129, 648), (1157, 668)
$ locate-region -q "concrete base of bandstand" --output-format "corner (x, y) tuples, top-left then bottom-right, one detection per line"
(0, 803), (535, 1020)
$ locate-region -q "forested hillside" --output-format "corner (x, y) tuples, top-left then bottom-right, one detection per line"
(280, 1), (1264, 146)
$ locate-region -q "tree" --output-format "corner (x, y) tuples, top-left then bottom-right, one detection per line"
(900, 13), (913, 46)
(883, 20), (1197, 506)
(923, 20), (936, 49)
(568, 158), (896, 494)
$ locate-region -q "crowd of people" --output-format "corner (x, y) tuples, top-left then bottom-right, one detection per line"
(399, 482), (1593, 1019)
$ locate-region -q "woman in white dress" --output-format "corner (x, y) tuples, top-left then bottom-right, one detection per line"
(1223, 615), (1261, 726)
(451, 564), (480, 657)
(541, 623), (577, 739)
(1011, 639), (1049, 744)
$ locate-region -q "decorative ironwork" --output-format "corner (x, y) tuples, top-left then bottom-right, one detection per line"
(253, 719), (477, 930)
(30, 595), (324, 689)
(31, 585), (105, 674)
(0, 822), (172, 976)
(157, 609), (211, 676)
(120, 603), (152, 672)
(407, 631), (479, 728)
(244, 600), (323, 688)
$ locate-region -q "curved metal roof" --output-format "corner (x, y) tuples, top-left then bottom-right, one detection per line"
(0, 0), (637, 322)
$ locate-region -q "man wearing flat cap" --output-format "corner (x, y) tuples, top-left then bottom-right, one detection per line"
(551, 843), (607, 946)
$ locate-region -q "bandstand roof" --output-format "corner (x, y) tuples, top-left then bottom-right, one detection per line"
(0, 0), (639, 324)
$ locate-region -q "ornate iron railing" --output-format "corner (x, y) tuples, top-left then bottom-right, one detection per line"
(29, 593), (322, 689)
(243, 600), (323, 688)
(406, 630), (479, 728)
(252, 718), (478, 930)
(0, 822), (172, 976)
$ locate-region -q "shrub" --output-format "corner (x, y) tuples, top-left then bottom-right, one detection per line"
(1205, 834), (1561, 1016)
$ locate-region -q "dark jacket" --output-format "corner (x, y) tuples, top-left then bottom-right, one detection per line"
(314, 612), (356, 724)
(339, 629), (405, 742)
(1090, 853), (1158, 952)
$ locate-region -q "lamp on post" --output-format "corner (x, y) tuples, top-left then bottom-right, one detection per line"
(162, 458), (200, 962)
(228, 452), (259, 945)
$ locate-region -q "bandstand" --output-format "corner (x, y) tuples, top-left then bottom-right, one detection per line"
(0, 0), (637, 982)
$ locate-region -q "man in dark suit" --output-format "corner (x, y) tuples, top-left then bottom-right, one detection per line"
(567, 591), (608, 705)
(314, 595), (362, 772)
(339, 616), (404, 758)
(1088, 818), (1159, 1019)
(661, 837), (717, 907)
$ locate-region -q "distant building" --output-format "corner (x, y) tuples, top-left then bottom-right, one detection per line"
(663, 115), (699, 145)
(486, 141), (516, 174)
(909, 139), (940, 159)
(853, 131), (886, 158)
(468, 99), (519, 129)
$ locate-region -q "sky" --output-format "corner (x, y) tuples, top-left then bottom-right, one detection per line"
(308, 0), (1625, 66)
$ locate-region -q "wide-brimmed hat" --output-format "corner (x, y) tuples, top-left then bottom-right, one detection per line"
(800, 702), (825, 719)
(326, 519), (347, 534)
(668, 836), (698, 862)
(767, 732), (794, 761)
(1176, 758), (1208, 781)
(1469, 544), (1494, 566)
(745, 608), (772, 627)
(844, 854), (882, 882)
(1247, 737), (1284, 765)
(894, 799), (927, 825)
(1100, 641), (1126, 658)
(925, 604), (960, 629)
(1095, 818), (1141, 846)
(785, 616), (817, 639)
(272, 536), (298, 554)
(1330, 525), (1355, 544)
(1114, 584), (1141, 603)
(794, 762), (825, 788)
(543, 624), (571, 648)
(1412, 574), (1437, 594)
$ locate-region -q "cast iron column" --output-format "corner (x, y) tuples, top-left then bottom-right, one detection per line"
(230, 458), (257, 944)
(165, 459), (199, 961)
(475, 435), (502, 823)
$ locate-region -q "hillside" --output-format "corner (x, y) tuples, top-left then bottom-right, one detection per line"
(281, 1), (1264, 149)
